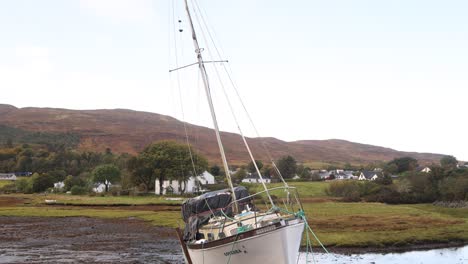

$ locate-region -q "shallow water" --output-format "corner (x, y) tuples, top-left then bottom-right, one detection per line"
(0, 216), (185, 264)
(297, 246), (468, 264)
(0, 246), (183, 263)
(2, 243), (467, 263)
(1, 216), (466, 263)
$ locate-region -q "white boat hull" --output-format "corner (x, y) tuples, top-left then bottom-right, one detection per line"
(187, 222), (305, 264)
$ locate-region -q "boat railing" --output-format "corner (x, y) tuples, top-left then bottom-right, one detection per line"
(230, 186), (303, 212)
(211, 186), (303, 226)
(199, 186), (303, 240)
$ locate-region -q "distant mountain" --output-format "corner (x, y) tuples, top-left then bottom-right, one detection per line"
(0, 104), (446, 166)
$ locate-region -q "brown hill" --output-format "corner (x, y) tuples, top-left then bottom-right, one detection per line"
(0, 104), (446, 166)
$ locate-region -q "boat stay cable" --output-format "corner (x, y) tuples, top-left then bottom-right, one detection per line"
(191, 0), (290, 190)
(189, 0), (275, 208)
(183, 0), (238, 213)
(170, 1), (199, 190)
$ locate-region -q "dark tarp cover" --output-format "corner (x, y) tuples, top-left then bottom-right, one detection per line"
(182, 186), (251, 241)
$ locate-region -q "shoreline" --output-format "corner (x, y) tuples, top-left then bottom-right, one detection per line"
(302, 241), (468, 255)
(1, 194), (467, 258)
(1, 214), (465, 256)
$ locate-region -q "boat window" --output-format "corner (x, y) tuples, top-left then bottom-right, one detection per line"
(207, 233), (214, 241)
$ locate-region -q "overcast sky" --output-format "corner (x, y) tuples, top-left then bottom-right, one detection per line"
(1, 0), (467, 161)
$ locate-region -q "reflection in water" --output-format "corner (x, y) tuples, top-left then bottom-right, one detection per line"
(298, 246), (467, 264)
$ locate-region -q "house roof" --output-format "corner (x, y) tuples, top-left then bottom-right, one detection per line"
(245, 172), (271, 179)
(0, 173), (16, 179)
(416, 166), (431, 171)
(361, 171), (380, 179)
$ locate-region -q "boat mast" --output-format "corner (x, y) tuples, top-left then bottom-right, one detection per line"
(183, 0), (239, 213)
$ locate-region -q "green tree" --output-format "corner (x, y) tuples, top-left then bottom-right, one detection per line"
(129, 141), (207, 194)
(92, 164), (121, 192)
(383, 163), (398, 174)
(105, 148), (112, 155)
(296, 164), (311, 179)
(64, 175), (87, 191)
(16, 155), (33, 172)
(30, 173), (54, 193)
(261, 164), (272, 178)
(127, 156), (153, 191)
(408, 172), (438, 202)
(326, 181), (361, 201)
(247, 160), (263, 174)
(210, 165), (221, 176)
(233, 168), (247, 183)
(388, 157), (418, 174)
(48, 170), (67, 183)
(440, 155), (458, 170)
(70, 185), (88, 195)
(344, 162), (354, 170)
(276, 155), (297, 179)
(5, 138), (13, 148)
(103, 148), (114, 164)
(375, 173), (393, 185)
(15, 178), (32, 193)
(310, 171), (322, 181)
(439, 176), (468, 201)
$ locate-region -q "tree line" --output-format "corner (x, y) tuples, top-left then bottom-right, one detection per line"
(0, 140), (305, 195)
(210, 155), (314, 183)
(0, 140), (208, 195)
(327, 156), (468, 203)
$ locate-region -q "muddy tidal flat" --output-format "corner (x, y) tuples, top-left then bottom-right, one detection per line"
(0, 216), (184, 263)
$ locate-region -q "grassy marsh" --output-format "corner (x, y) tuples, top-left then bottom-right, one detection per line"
(0, 181), (467, 249)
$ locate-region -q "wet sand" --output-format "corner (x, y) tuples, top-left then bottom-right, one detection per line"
(0, 216), (184, 263)
(1, 215), (465, 263)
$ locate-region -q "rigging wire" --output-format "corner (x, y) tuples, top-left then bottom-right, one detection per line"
(171, 0), (189, 190)
(172, 1), (330, 261)
(183, 0), (239, 213)
(190, 0), (275, 207)
(170, 0), (200, 191)
(191, 0), (290, 188)
(177, 16), (199, 180)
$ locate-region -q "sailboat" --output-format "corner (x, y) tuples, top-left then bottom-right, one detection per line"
(173, 1), (306, 263)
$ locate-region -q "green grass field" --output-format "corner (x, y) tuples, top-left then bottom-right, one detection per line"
(243, 181), (330, 198)
(0, 180), (14, 188)
(0, 193), (183, 206)
(302, 202), (468, 247)
(0, 181), (467, 249)
(0, 207), (180, 227)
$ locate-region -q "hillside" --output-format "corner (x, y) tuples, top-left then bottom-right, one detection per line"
(0, 104), (446, 166)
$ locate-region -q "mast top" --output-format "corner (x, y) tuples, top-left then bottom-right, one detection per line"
(183, 0), (239, 213)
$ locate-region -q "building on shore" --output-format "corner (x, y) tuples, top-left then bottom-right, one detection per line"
(155, 171), (215, 195)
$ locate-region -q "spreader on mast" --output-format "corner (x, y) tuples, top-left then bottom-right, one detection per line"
(183, 0), (239, 213)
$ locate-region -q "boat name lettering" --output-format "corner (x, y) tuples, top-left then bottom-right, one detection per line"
(255, 225), (276, 235)
(224, 249), (243, 256)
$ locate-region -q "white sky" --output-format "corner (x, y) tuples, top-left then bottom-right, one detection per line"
(0, 0), (467, 161)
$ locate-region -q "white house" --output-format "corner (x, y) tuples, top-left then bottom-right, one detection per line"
(336, 171), (356, 180)
(319, 171), (331, 179)
(417, 166), (432, 173)
(358, 171), (380, 181)
(155, 171), (216, 195)
(421, 167), (431, 173)
(241, 173), (272, 184)
(93, 182), (111, 193)
(54, 181), (65, 189)
(0, 173), (17, 181)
